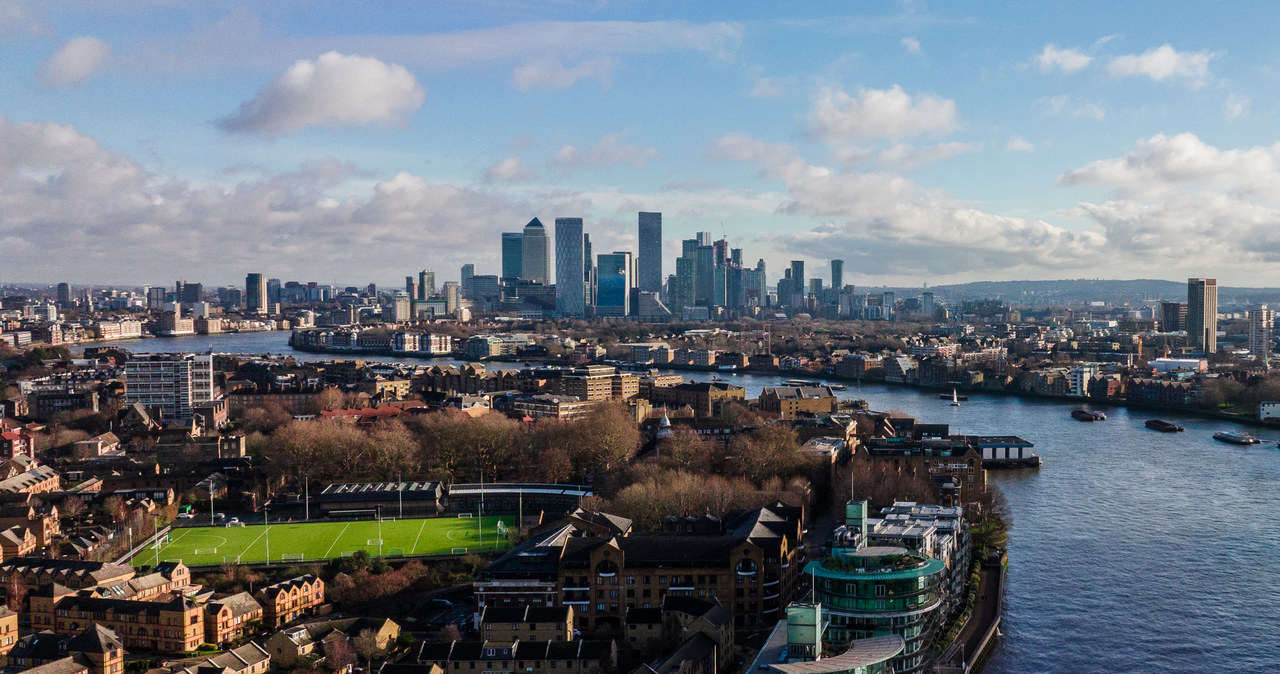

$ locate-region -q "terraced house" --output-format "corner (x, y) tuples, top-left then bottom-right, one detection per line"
(254, 575), (324, 628)
(204, 592), (264, 645)
(30, 585), (205, 654)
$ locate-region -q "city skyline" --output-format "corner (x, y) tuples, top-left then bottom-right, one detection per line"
(5, 3), (1280, 285)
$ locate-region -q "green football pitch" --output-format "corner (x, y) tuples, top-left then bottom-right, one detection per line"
(132, 515), (512, 567)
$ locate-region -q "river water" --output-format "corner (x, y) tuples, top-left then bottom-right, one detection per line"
(76, 332), (1280, 672)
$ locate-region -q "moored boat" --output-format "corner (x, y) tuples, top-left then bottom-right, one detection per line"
(1214, 431), (1259, 445)
(1071, 409), (1105, 422)
(1145, 419), (1184, 433)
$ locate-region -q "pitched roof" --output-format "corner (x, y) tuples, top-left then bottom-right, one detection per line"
(64, 624), (122, 654)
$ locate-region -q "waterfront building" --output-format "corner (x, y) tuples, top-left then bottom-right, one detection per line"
(1187, 277), (1218, 354)
(806, 545), (945, 674)
(124, 353), (214, 422)
(749, 603), (903, 674)
(245, 273), (266, 315)
(522, 219), (551, 284)
(638, 211), (663, 294)
(555, 218), (586, 317)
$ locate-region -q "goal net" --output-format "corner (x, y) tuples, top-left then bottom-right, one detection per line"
(451, 547), (467, 554)
(367, 538), (383, 546)
(456, 513), (474, 518)
(281, 553), (305, 562)
(194, 548), (218, 555)
(387, 548), (405, 557)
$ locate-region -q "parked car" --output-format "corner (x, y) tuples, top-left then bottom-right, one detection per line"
(430, 598), (453, 608)
(177, 513), (195, 519)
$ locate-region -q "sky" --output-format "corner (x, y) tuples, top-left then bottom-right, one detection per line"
(4, 1), (1280, 289)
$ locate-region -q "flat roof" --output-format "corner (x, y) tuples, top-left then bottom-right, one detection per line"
(772, 636), (905, 673)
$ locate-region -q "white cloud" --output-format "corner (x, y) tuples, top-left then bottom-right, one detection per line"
(1058, 132), (1280, 199)
(1006, 136), (1035, 153)
(512, 56), (613, 92)
(37, 36), (111, 86)
(0, 115), (584, 283)
(484, 156), (537, 183)
(876, 141), (979, 170)
(552, 133), (661, 175)
(806, 85), (958, 143)
(901, 37), (921, 54)
(0, 0), (52, 40)
(1036, 44), (1091, 73)
(1107, 44), (1213, 86)
(1038, 95), (1105, 120)
(1225, 93), (1250, 121)
(706, 133), (797, 165)
(1060, 134), (1280, 268)
(766, 158), (1105, 275)
(747, 76), (793, 99)
(218, 52), (425, 135)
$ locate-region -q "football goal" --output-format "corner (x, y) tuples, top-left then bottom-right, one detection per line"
(367, 538), (384, 546)
(194, 547), (218, 555)
(387, 548), (405, 557)
(281, 553), (306, 562)
(456, 513), (474, 519)
(451, 547), (467, 554)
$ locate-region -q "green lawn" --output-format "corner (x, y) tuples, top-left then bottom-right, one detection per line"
(132, 515), (511, 567)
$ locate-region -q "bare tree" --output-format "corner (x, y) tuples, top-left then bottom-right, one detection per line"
(323, 633), (356, 671)
(353, 628), (381, 671)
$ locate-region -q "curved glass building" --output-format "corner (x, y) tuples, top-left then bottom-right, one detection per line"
(805, 546), (945, 674)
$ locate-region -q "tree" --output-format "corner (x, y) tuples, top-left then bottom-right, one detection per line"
(103, 495), (129, 524)
(60, 495), (86, 521)
(5, 577), (27, 611)
(311, 388), (345, 413)
(323, 633), (356, 671)
(353, 628), (381, 671)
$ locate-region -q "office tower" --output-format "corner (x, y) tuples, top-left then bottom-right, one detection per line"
(245, 273), (266, 314)
(443, 282), (461, 313)
(366, 283), (377, 296)
(787, 261), (805, 307)
(1187, 278), (1218, 353)
(681, 237), (701, 259)
(696, 231), (711, 247)
(675, 257), (696, 309)
(501, 232), (524, 283)
(583, 232), (595, 308)
(555, 217), (586, 317)
(596, 251), (634, 316)
(921, 291), (935, 318)
(755, 259), (768, 306)
(217, 287), (242, 310)
(418, 270), (435, 300)
(181, 282), (203, 304)
(146, 286), (167, 310)
(56, 283), (71, 307)
(124, 353), (214, 423)
(1248, 306), (1274, 363)
(461, 264), (476, 299)
(387, 292), (412, 322)
(695, 245), (715, 307)
(810, 279), (824, 297)
(267, 278), (282, 304)
(1160, 301), (1188, 332)
(521, 218), (550, 284)
(638, 212), (663, 293)
(174, 280), (185, 303)
(405, 276), (417, 301)
(831, 260), (844, 290)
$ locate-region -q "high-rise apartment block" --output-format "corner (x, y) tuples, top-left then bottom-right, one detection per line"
(1248, 306), (1274, 364)
(831, 259), (844, 290)
(555, 218), (586, 317)
(1187, 278), (1218, 354)
(638, 211), (663, 294)
(124, 353), (214, 422)
(596, 251), (634, 317)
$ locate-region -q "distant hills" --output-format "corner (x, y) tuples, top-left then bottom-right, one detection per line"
(875, 279), (1280, 307)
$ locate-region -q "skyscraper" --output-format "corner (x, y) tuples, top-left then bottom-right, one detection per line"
(695, 245), (715, 307)
(267, 278), (282, 304)
(245, 273), (266, 314)
(1248, 306), (1274, 364)
(501, 232), (523, 283)
(1160, 301), (1188, 332)
(419, 270), (435, 300)
(583, 232), (595, 308)
(460, 264), (476, 299)
(789, 261), (805, 307)
(56, 282), (71, 307)
(555, 217), (586, 317)
(1187, 277), (1218, 354)
(596, 251), (634, 316)
(638, 212), (663, 293)
(831, 259), (844, 290)
(521, 218), (550, 284)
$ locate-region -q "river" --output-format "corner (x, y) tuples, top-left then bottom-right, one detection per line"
(74, 331), (1280, 672)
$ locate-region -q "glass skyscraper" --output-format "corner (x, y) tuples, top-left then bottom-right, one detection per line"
(638, 211), (663, 294)
(555, 217), (585, 317)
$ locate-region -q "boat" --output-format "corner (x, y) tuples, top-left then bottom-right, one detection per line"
(950, 389), (961, 407)
(940, 391), (969, 401)
(784, 379), (821, 387)
(1145, 419), (1184, 433)
(1071, 409), (1105, 422)
(1214, 431), (1259, 445)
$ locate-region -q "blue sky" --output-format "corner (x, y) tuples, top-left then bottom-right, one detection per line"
(4, 1), (1280, 288)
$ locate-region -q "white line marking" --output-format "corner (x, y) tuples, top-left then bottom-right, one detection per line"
(322, 523), (351, 559)
(410, 518), (429, 555)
